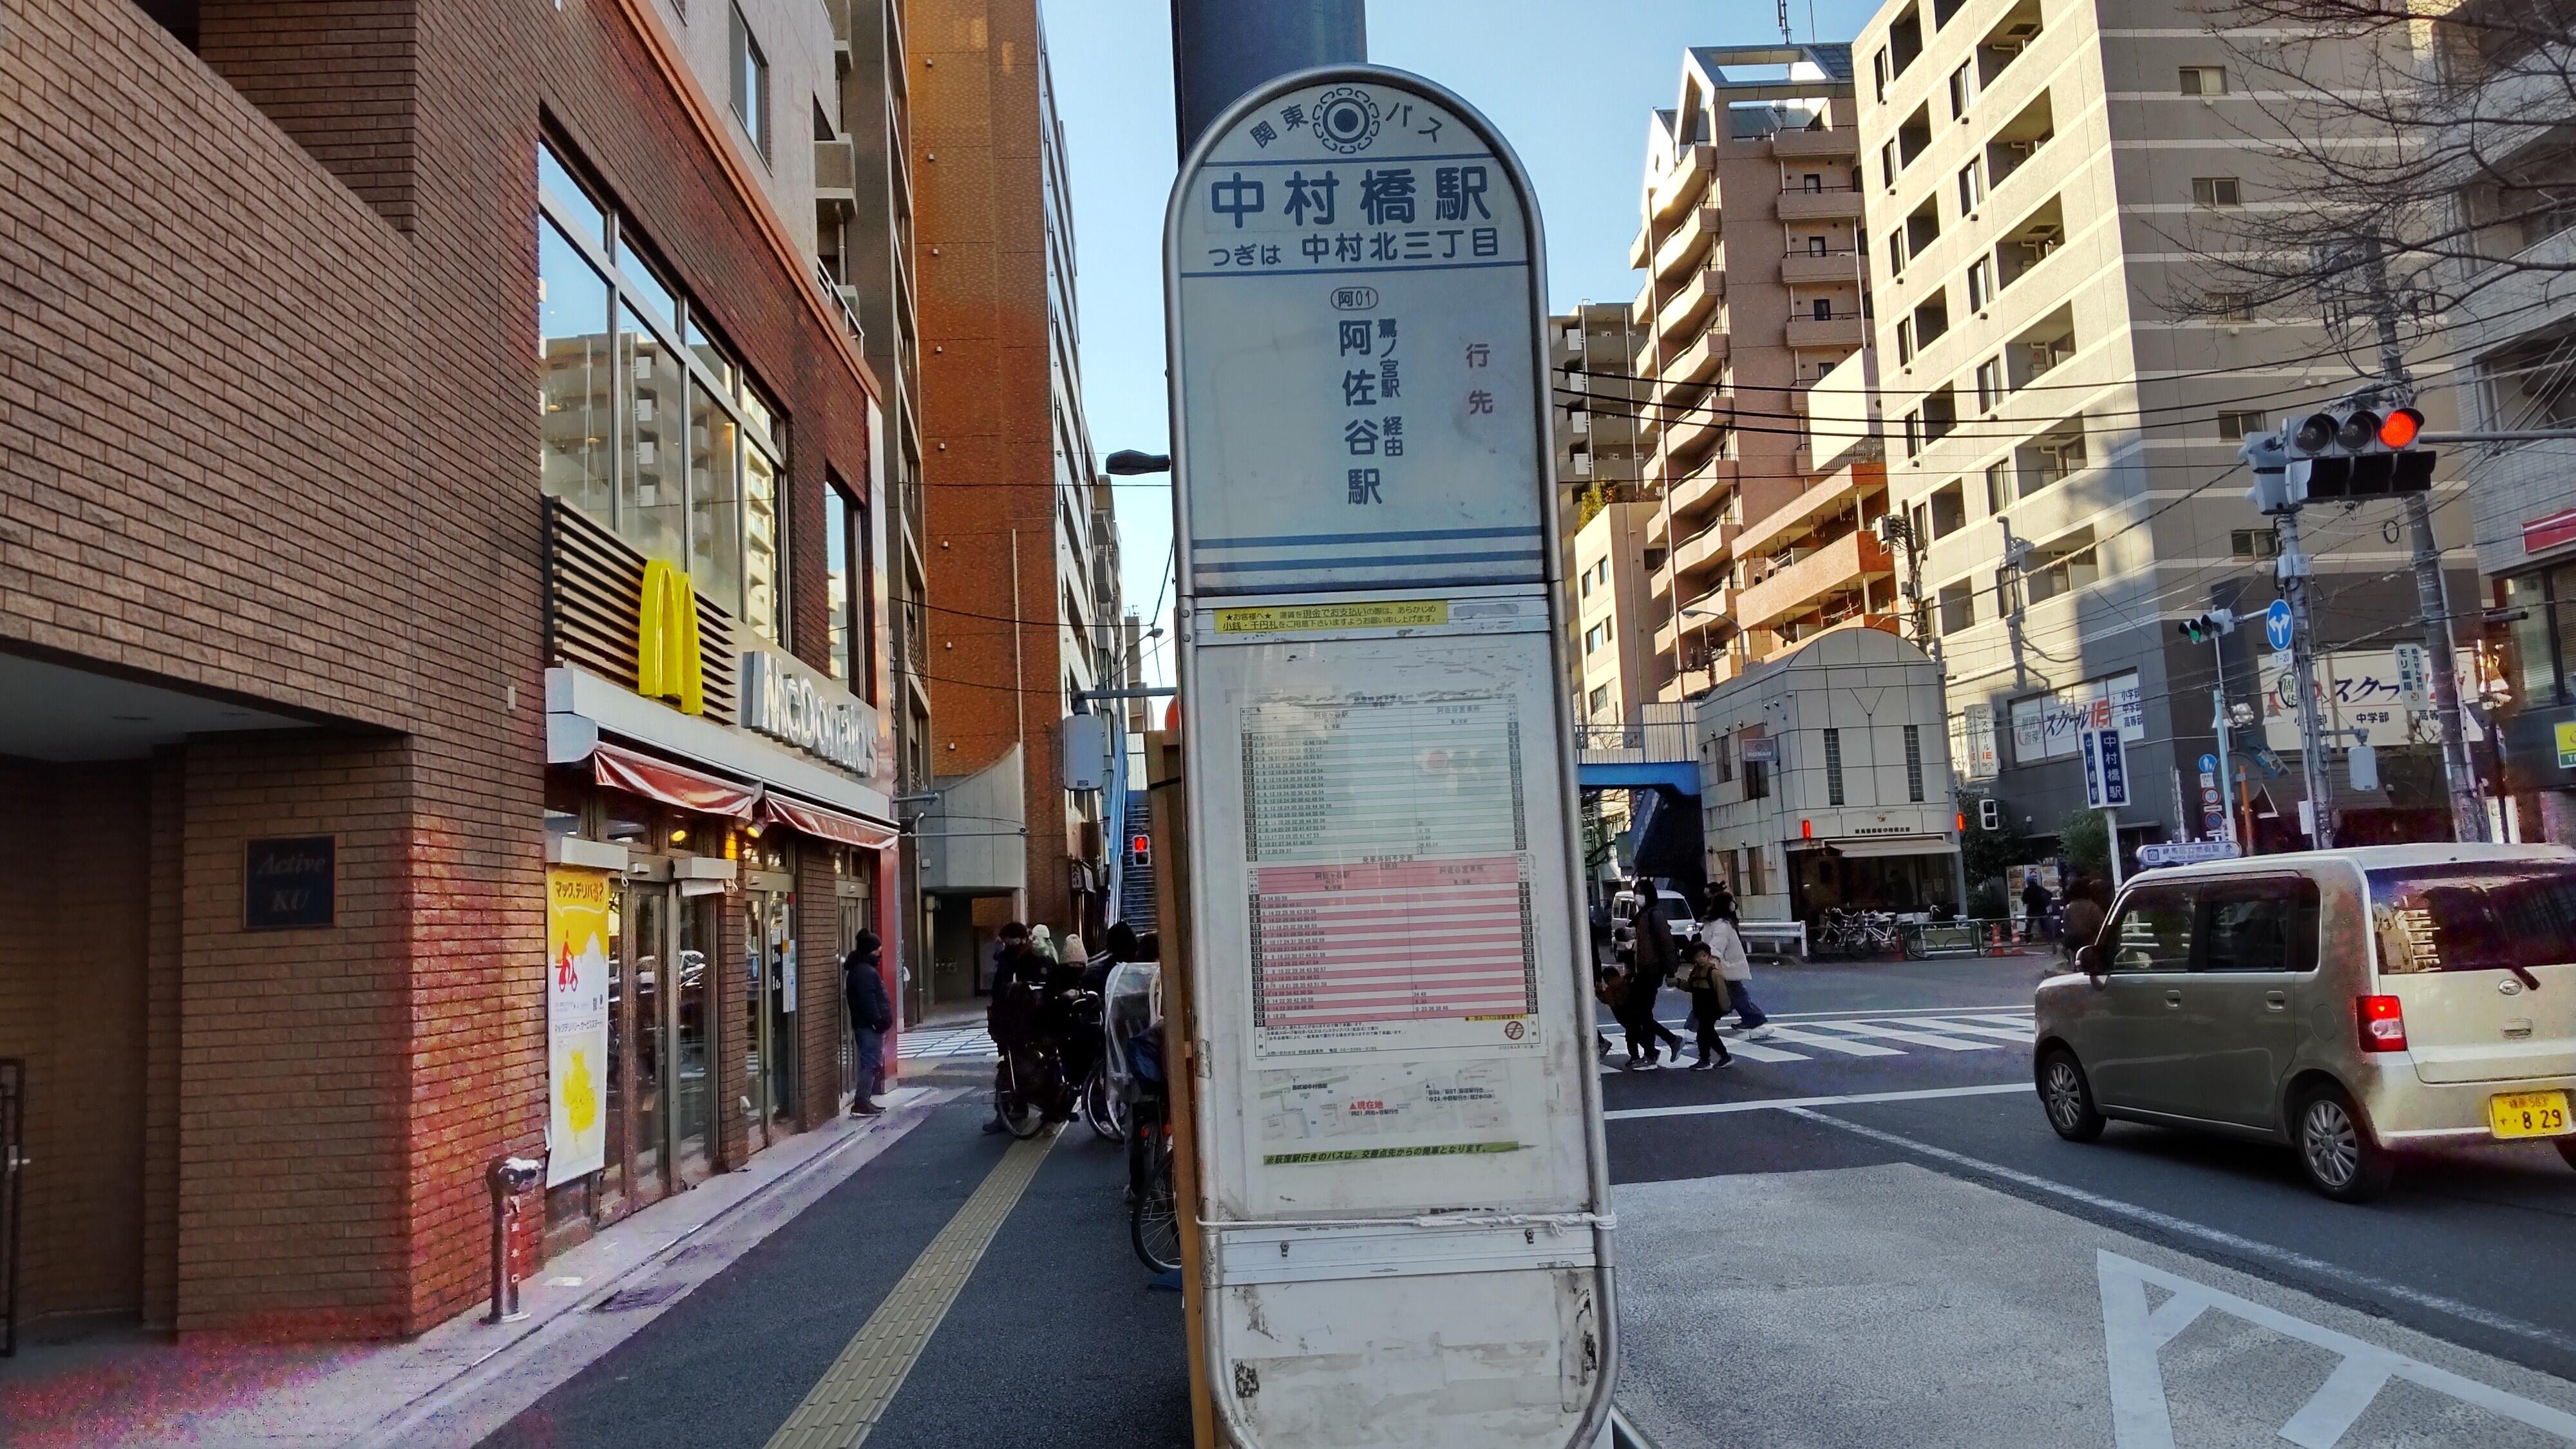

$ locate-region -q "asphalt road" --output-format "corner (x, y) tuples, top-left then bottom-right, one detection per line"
(471, 953), (2576, 1447)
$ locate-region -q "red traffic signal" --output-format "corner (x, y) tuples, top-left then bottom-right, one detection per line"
(2378, 406), (2423, 448)
(1129, 833), (1151, 864)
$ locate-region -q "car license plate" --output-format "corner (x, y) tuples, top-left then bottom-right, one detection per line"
(2488, 1091), (2573, 1140)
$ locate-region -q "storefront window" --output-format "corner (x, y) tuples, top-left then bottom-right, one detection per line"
(534, 140), (787, 641)
(537, 222), (615, 522)
(690, 380), (743, 618)
(2507, 572), (2557, 708)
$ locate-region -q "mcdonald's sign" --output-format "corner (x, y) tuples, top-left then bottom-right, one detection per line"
(637, 559), (705, 715)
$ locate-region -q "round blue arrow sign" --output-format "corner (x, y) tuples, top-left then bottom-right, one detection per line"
(2264, 598), (2294, 652)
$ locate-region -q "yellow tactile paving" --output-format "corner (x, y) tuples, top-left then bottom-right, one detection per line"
(763, 1126), (1061, 1449)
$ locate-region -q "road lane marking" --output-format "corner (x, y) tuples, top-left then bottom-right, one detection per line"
(1884, 1016), (2034, 1043)
(764, 1127), (1059, 1449)
(2098, 1251), (2576, 1448)
(1757, 1025), (1904, 1057)
(1960, 1013), (2041, 1031)
(1780, 1107), (2576, 1359)
(1805, 1020), (1999, 1052)
(1604, 1082), (2028, 1121)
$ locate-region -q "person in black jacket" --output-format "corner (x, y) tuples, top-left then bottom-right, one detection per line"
(842, 930), (895, 1117)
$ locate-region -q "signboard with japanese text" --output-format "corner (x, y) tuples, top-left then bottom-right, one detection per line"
(2009, 671), (2144, 762)
(2082, 728), (2130, 810)
(545, 866), (612, 1187)
(1170, 74), (1544, 598)
(1167, 68), (1611, 1449)
(2260, 648), (2485, 753)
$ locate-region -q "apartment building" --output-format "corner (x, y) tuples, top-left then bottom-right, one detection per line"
(1855, 0), (2477, 857)
(909, 0), (1123, 997)
(5, 0), (902, 1341)
(2441, 8), (2576, 841)
(1553, 304), (1652, 710)
(1629, 44), (1884, 703)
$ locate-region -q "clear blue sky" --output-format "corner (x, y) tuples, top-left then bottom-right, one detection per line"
(1041, 0), (1882, 684)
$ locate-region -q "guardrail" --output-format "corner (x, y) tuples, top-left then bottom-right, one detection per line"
(1574, 718), (1693, 764)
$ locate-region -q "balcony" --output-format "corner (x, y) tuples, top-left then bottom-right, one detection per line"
(1733, 459), (1885, 560)
(1628, 222), (1651, 271)
(1656, 263), (1726, 339)
(1772, 126), (1858, 160)
(1653, 206), (1721, 279)
(1737, 529), (1893, 630)
(1786, 314), (1866, 349)
(1669, 458), (1740, 522)
(1777, 187), (1863, 223)
(1630, 274), (1656, 329)
(1650, 401), (1728, 470)
(1659, 327), (1729, 390)
(1780, 249), (1861, 286)
(1649, 144), (1718, 223)
(1671, 521), (1732, 586)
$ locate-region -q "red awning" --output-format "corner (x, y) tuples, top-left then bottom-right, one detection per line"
(759, 793), (898, 849)
(592, 742), (760, 819)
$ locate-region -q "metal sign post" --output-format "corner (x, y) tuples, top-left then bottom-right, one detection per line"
(1164, 66), (1613, 1448)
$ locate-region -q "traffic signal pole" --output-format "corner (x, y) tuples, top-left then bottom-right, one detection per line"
(2278, 506), (2338, 849)
(2363, 239), (2488, 842)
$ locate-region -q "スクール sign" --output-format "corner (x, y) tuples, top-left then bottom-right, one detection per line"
(244, 836), (334, 931)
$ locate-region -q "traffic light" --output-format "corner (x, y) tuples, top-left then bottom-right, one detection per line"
(2281, 404), (2434, 502)
(1130, 832), (1151, 866)
(1976, 797), (2002, 831)
(2177, 608), (2239, 645)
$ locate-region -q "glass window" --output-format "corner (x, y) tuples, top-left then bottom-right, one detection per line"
(2370, 862), (2576, 974)
(2197, 878), (2319, 972)
(2106, 888), (2195, 972)
(1824, 728), (1846, 805)
(2549, 566), (2576, 710)
(621, 305), (688, 565)
(538, 220), (616, 522)
(539, 146), (605, 246)
(743, 442), (784, 641)
(826, 483), (854, 681)
(688, 377), (744, 616)
(1904, 723), (1925, 802)
(826, 475), (876, 699)
(2505, 571), (2556, 706)
(730, 6), (772, 158)
(619, 247), (681, 332)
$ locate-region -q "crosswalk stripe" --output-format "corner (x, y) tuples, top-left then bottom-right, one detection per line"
(1718, 1038), (1812, 1063)
(1893, 1017), (2034, 1043)
(1757, 1025), (1903, 1057)
(1959, 1013), (2038, 1030)
(1807, 1020), (1998, 1052)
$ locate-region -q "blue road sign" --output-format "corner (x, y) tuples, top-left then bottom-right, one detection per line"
(2198, 752), (2219, 774)
(2082, 728), (2131, 810)
(2265, 598), (2294, 652)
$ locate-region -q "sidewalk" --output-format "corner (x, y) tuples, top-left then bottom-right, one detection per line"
(1, 1088), (956, 1449)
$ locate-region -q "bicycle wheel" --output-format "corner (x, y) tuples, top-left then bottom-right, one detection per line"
(1131, 1130), (1182, 1273)
(1084, 1066), (1125, 1143)
(999, 1052), (1046, 1139)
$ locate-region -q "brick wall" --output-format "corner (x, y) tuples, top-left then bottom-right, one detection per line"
(144, 748), (184, 1327)
(196, 0), (419, 229)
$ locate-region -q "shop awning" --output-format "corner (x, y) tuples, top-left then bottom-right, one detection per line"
(592, 741), (759, 819)
(759, 792), (899, 849)
(1794, 835), (1956, 860)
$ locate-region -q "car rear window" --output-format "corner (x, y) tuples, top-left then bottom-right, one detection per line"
(2367, 863), (2576, 974)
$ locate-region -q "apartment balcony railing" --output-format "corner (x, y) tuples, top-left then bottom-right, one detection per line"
(1777, 187), (1864, 223)
(1772, 126), (1859, 160)
(1737, 529), (1893, 630)
(1659, 327), (1730, 390)
(1653, 205), (1722, 280)
(1575, 710), (1695, 766)
(1648, 144), (1719, 223)
(1669, 458), (1739, 523)
(1656, 263), (1726, 340)
(1785, 313), (1866, 349)
(1733, 459), (1883, 560)
(1780, 249), (1862, 286)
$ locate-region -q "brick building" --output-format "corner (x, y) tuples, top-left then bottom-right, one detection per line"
(1, 0), (902, 1341)
(908, 0), (1124, 1003)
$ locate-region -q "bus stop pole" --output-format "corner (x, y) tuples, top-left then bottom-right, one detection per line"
(1170, 0), (1367, 156)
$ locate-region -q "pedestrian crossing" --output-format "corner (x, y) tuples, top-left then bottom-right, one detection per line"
(898, 1024), (999, 1061)
(1602, 1007), (2035, 1068)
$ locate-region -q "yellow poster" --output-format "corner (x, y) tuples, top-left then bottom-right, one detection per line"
(547, 867), (614, 1186)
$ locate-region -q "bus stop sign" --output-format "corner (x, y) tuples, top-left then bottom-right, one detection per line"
(1166, 65), (1613, 1449)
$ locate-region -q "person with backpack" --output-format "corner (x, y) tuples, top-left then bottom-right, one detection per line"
(1620, 881), (1688, 1069)
(842, 930), (895, 1117)
(1680, 940), (1736, 1071)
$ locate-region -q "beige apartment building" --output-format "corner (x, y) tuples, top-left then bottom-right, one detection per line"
(1553, 304), (1651, 714)
(1853, 0), (2476, 855)
(1627, 44), (1887, 705)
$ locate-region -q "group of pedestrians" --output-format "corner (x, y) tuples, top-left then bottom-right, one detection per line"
(1596, 880), (1772, 1072)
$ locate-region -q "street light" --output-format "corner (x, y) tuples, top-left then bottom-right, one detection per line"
(1104, 450), (1171, 475)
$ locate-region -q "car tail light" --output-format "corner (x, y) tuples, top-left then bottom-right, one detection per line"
(2356, 994), (2407, 1052)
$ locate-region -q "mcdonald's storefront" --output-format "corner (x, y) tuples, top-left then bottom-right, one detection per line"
(533, 497), (904, 1240)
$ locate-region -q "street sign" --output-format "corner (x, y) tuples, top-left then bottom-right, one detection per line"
(1167, 67), (1611, 1448)
(2081, 727), (2130, 810)
(2138, 840), (2242, 867)
(2265, 598), (2295, 653)
(2197, 753), (2219, 775)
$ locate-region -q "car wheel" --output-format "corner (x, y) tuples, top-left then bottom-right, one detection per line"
(2038, 1049), (2105, 1142)
(2295, 1083), (2394, 1203)
(2555, 1138), (2576, 1173)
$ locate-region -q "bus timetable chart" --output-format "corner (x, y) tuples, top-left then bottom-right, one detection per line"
(1250, 857), (1539, 1052)
(1241, 696), (1527, 864)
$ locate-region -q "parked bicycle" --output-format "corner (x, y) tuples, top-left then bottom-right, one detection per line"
(1812, 906), (1904, 957)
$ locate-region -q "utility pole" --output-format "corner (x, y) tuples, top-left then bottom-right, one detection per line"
(1878, 512), (1936, 664)
(2243, 431), (2337, 849)
(2360, 237), (2486, 842)
(1170, 1), (1367, 155)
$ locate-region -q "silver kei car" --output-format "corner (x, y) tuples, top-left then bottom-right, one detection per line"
(2034, 844), (2576, 1202)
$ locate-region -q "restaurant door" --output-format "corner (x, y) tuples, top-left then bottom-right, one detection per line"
(601, 875), (717, 1218)
(744, 879), (797, 1151)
